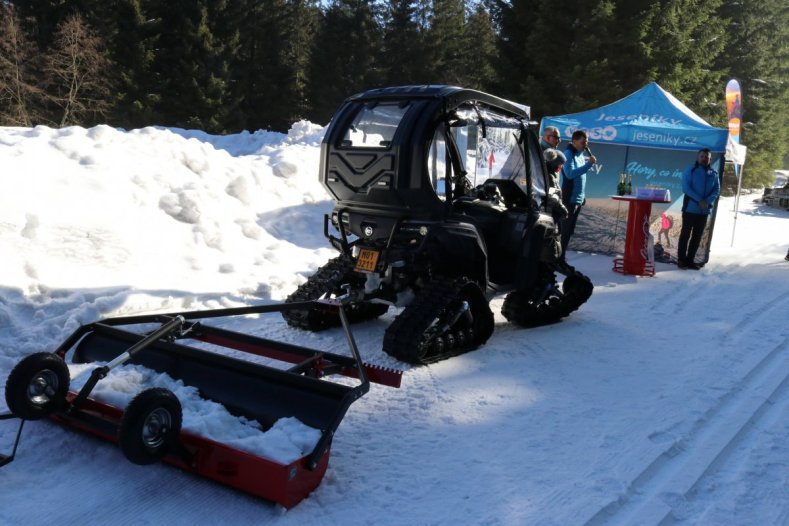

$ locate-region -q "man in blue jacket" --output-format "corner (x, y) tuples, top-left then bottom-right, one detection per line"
(678, 148), (720, 270)
(561, 130), (597, 256)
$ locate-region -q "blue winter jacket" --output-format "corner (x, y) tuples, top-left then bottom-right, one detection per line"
(561, 145), (595, 205)
(681, 163), (720, 215)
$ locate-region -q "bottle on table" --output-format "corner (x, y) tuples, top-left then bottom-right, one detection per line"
(617, 174), (626, 196)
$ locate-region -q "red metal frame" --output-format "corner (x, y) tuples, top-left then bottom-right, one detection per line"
(50, 394), (329, 508)
(2, 301), (401, 508)
(192, 328), (401, 388)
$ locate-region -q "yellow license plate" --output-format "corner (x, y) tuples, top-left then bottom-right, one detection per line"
(355, 248), (380, 272)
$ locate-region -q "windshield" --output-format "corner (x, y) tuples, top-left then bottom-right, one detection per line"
(448, 104), (537, 197)
(425, 103), (540, 204)
(341, 102), (409, 148)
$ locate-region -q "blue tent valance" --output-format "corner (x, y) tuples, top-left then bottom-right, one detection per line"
(541, 82), (728, 152)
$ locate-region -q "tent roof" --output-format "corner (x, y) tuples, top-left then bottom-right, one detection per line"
(541, 82), (728, 152)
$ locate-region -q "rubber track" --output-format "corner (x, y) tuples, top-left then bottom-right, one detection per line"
(283, 255), (389, 331)
(501, 269), (593, 327)
(383, 277), (494, 364)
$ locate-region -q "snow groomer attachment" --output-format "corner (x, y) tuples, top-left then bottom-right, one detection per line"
(1, 301), (401, 508)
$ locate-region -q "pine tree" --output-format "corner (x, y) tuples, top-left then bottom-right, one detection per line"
(208, 0), (243, 130)
(307, 0), (384, 124)
(110, 0), (158, 128)
(639, 0), (727, 124)
(10, 0), (69, 48)
(146, 0), (237, 132)
(382, 0), (431, 85)
(718, 0), (789, 187)
(462, 4), (498, 91)
(66, 0), (118, 44)
(492, 0), (540, 107)
(604, 0), (655, 96)
(230, 0), (319, 132)
(427, 0), (467, 85)
(229, 0), (278, 130)
(280, 0), (320, 126)
(495, 0), (732, 121)
(560, 0), (619, 110)
(515, 0), (629, 116)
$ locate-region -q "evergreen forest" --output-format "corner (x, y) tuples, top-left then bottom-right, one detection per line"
(0, 0), (787, 187)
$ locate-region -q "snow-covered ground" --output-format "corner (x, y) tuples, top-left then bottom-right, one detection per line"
(0, 124), (787, 525)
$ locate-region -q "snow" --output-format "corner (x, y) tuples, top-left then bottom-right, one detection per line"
(1, 123), (787, 524)
(67, 362), (321, 464)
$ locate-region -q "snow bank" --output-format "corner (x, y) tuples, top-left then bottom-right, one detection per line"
(0, 123), (333, 298)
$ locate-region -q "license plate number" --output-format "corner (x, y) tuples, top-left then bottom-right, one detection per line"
(355, 248), (380, 272)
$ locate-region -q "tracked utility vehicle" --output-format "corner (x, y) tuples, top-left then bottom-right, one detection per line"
(284, 86), (594, 363)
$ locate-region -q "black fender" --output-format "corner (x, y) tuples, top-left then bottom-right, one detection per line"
(421, 221), (488, 288)
(515, 213), (557, 290)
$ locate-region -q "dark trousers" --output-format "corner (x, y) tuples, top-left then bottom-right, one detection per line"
(560, 202), (582, 256)
(658, 229), (671, 247)
(677, 212), (708, 263)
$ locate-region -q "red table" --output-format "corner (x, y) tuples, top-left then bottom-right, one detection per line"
(611, 195), (670, 276)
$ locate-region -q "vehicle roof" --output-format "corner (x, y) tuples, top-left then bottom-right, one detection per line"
(347, 85), (529, 119)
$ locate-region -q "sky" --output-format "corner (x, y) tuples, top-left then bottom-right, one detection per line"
(0, 123), (787, 525)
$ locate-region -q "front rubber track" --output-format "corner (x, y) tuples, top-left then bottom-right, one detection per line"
(283, 255), (389, 331)
(502, 267), (593, 327)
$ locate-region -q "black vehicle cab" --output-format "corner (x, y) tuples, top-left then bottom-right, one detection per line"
(321, 86), (548, 240)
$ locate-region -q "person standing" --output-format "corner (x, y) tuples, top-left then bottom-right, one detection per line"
(543, 148), (568, 219)
(542, 149), (569, 263)
(540, 126), (561, 151)
(677, 148), (720, 270)
(560, 130), (597, 255)
(658, 212), (673, 247)
(544, 148), (565, 193)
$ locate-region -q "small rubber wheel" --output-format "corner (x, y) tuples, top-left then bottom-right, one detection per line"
(118, 388), (182, 465)
(5, 352), (70, 420)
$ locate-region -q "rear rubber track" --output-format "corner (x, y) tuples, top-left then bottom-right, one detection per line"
(383, 277), (494, 364)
